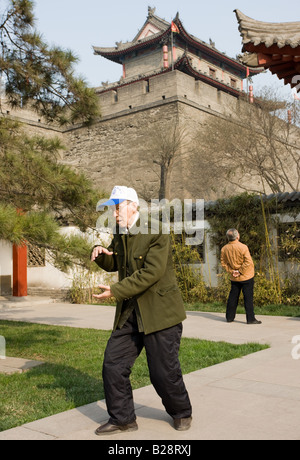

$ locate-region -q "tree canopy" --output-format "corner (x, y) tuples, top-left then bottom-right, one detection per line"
(0, 1), (103, 271)
(0, 0), (100, 125)
(192, 88), (300, 196)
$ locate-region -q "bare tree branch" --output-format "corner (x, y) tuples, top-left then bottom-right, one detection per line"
(192, 88), (300, 196)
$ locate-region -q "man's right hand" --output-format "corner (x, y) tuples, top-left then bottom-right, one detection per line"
(91, 246), (114, 262)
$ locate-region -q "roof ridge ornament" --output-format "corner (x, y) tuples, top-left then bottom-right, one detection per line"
(148, 6), (156, 18)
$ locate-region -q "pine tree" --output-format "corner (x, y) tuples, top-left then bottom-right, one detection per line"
(0, 116), (102, 271)
(0, 1), (103, 271)
(0, 0), (100, 125)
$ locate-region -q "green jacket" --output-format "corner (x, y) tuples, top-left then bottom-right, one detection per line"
(94, 219), (186, 335)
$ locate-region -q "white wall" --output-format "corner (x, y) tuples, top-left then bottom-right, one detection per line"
(0, 240), (12, 277)
(192, 221), (219, 288)
(27, 226), (113, 290)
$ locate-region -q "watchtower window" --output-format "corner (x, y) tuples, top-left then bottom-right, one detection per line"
(230, 78), (237, 89)
(209, 68), (216, 78)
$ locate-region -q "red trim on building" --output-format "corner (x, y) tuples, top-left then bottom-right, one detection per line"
(94, 29), (170, 63)
(94, 18), (258, 79)
(175, 19), (248, 75)
(97, 54), (243, 99)
(175, 54), (241, 97)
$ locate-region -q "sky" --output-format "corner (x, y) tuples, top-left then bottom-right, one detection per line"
(32, 0), (300, 99)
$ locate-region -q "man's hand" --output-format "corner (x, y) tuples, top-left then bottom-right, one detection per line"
(91, 246), (113, 262)
(93, 284), (113, 300)
(232, 270), (240, 278)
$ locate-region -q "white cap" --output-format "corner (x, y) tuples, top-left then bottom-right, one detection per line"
(97, 186), (139, 210)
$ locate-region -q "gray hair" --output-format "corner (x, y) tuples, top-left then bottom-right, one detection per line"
(226, 228), (239, 241)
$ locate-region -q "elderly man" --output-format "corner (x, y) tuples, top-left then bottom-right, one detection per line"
(221, 228), (261, 325)
(91, 186), (192, 436)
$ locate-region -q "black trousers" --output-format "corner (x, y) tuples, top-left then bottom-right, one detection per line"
(226, 277), (255, 323)
(102, 310), (192, 426)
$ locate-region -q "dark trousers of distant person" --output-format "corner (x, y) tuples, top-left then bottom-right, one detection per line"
(102, 310), (192, 426)
(226, 277), (255, 323)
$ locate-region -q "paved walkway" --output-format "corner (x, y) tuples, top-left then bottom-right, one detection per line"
(0, 297), (299, 440)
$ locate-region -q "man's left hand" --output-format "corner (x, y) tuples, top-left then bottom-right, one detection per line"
(93, 284), (113, 300)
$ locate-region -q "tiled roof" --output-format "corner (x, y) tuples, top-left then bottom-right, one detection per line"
(95, 53), (244, 98)
(93, 10), (254, 75)
(93, 29), (169, 62)
(205, 192), (300, 214)
(131, 11), (170, 42)
(235, 9), (300, 49)
(234, 10), (300, 91)
(261, 191), (300, 204)
(93, 12), (170, 62)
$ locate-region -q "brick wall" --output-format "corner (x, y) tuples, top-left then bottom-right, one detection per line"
(3, 70), (297, 202)
(63, 71), (243, 200)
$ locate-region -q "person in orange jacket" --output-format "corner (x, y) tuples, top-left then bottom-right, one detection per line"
(221, 228), (262, 325)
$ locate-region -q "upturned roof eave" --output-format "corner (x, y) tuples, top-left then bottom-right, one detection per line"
(235, 9), (300, 50)
(234, 10), (300, 90)
(174, 18), (254, 75)
(93, 28), (169, 63)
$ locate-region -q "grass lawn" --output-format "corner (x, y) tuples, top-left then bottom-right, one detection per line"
(0, 320), (268, 432)
(185, 302), (300, 317)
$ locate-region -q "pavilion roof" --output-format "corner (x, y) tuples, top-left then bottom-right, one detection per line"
(235, 9), (300, 91)
(131, 8), (170, 42)
(93, 9), (256, 78)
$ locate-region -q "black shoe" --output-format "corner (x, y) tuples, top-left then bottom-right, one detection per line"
(227, 319), (234, 323)
(247, 319), (262, 325)
(95, 421), (138, 436)
(174, 416), (192, 431)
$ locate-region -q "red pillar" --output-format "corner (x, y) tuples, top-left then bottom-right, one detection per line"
(13, 244), (27, 297)
(163, 45), (169, 68)
(249, 85), (254, 104)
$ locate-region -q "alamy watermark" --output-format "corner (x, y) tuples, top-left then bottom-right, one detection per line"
(292, 75), (300, 94)
(0, 335), (6, 359)
(291, 335), (300, 360)
(96, 198), (204, 245)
